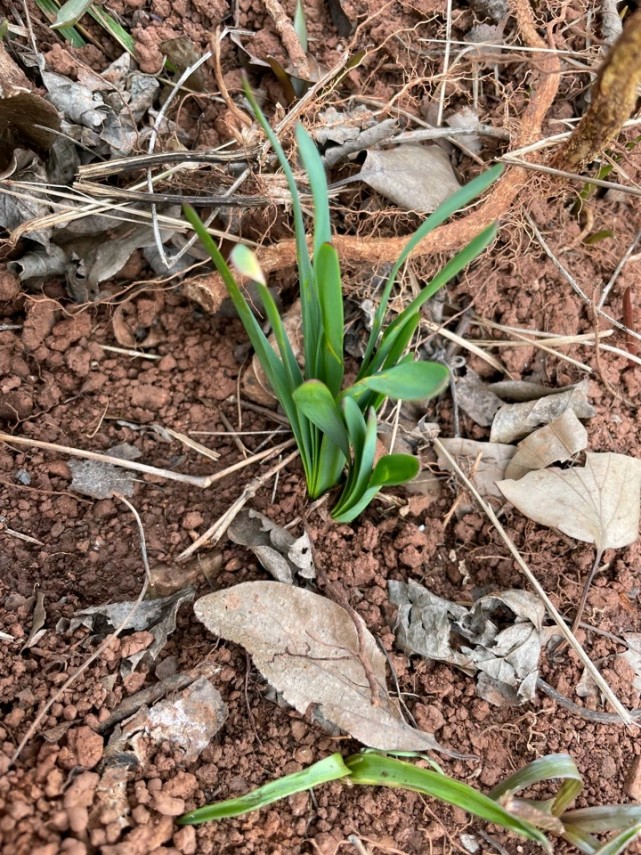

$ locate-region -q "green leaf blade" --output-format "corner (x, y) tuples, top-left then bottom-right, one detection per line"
(293, 380), (350, 459)
(179, 753), (351, 824)
(357, 361), (449, 401)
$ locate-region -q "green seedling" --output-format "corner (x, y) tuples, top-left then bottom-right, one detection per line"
(179, 751), (641, 854)
(35, 0), (136, 55)
(185, 81), (502, 522)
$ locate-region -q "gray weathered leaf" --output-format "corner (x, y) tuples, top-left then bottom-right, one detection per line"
(63, 587), (195, 674)
(390, 580), (545, 706)
(456, 369), (503, 427)
(195, 581), (457, 754)
(69, 442), (141, 499)
(228, 509), (315, 583)
(498, 452), (641, 550)
(358, 145), (461, 212)
(490, 381), (595, 444)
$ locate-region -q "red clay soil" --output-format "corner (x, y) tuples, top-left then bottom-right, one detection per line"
(2, 0), (641, 853)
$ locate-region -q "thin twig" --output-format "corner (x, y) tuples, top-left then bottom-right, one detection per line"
(599, 229), (641, 309)
(0, 432), (293, 489)
(177, 449), (299, 561)
(433, 438), (633, 725)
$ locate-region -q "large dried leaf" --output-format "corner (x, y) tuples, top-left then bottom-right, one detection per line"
(195, 581), (456, 754)
(357, 145), (461, 212)
(389, 580), (545, 706)
(490, 381), (595, 444)
(498, 452), (641, 550)
(505, 409), (588, 480)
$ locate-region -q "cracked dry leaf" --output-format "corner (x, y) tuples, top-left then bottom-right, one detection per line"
(389, 581), (545, 706)
(62, 587), (195, 674)
(195, 581), (456, 754)
(490, 381), (595, 444)
(227, 509), (315, 583)
(498, 452), (641, 550)
(504, 409), (588, 480)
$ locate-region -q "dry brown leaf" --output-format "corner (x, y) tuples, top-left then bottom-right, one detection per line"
(195, 581), (458, 754)
(436, 438), (515, 499)
(490, 381), (595, 444)
(498, 452), (641, 550)
(357, 145), (461, 212)
(504, 409), (588, 480)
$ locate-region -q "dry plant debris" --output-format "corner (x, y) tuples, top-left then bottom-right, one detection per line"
(390, 581), (546, 706)
(194, 581), (458, 755)
(227, 509), (315, 584)
(498, 453), (641, 552)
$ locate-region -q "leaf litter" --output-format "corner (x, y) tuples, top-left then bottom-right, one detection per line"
(498, 452), (641, 551)
(195, 581), (462, 755)
(389, 580), (546, 707)
(227, 509), (315, 583)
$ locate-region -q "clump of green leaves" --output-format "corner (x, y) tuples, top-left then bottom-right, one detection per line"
(185, 83), (502, 522)
(179, 750), (641, 854)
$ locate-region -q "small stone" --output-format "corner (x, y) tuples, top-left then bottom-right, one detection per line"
(624, 756), (641, 799)
(182, 512), (204, 530)
(67, 806), (89, 834)
(71, 726), (103, 769)
(120, 631), (154, 658)
(153, 793), (185, 816)
(173, 826), (196, 855)
(0, 270), (20, 301)
(158, 355), (177, 372)
(130, 384), (170, 411)
(63, 771), (100, 808)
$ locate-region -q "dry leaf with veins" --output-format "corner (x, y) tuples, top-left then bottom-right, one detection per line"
(498, 452), (641, 633)
(195, 581), (460, 755)
(497, 452), (641, 551)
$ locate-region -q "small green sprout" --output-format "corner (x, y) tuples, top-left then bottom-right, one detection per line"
(184, 81), (503, 522)
(178, 751), (641, 854)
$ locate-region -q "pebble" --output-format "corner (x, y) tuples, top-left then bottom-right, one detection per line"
(153, 793), (186, 816)
(63, 771), (100, 809)
(67, 806), (89, 834)
(173, 826), (196, 855)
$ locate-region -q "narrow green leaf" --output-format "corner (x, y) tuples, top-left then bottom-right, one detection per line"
(293, 0), (308, 51)
(370, 454), (420, 488)
(488, 754), (582, 803)
(593, 824), (641, 855)
(51, 0), (91, 28)
(293, 380), (350, 458)
(88, 5), (136, 54)
(178, 753), (351, 824)
(366, 223), (497, 378)
(34, 0), (86, 44)
(183, 204), (313, 480)
(561, 806), (641, 834)
(345, 753), (550, 850)
(332, 406), (379, 521)
(231, 244), (266, 285)
(355, 361), (449, 401)
(561, 826), (603, 854)
(362, 164), (503, 367)
(296, 125), (332, 255)
(315, 242), (344, 395)
(241, 83), (316, 373)
(332, 485), (380, 522)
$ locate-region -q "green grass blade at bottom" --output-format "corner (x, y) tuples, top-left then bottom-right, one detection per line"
(179, 753), (351, 824)
(345, 754), (551, 851)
